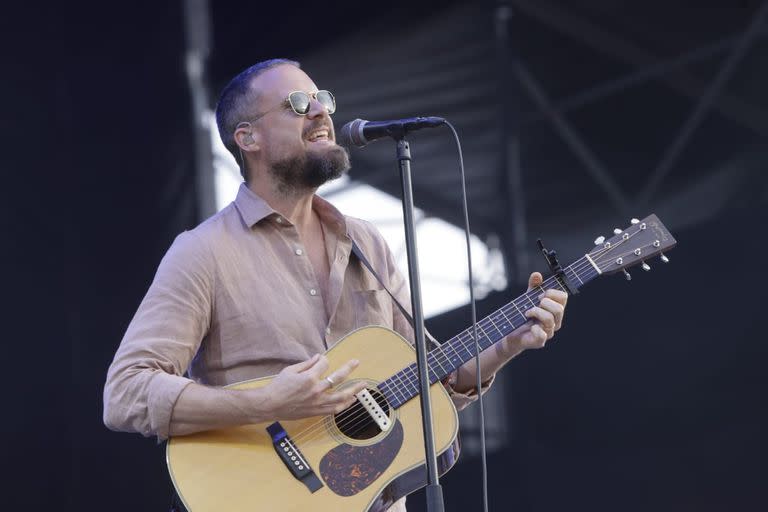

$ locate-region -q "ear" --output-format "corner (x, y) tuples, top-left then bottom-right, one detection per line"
(234, 124), (260, 152)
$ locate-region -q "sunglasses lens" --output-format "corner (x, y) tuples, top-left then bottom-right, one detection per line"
(316, 90), (336, 114)
(288, 91), (311, 114)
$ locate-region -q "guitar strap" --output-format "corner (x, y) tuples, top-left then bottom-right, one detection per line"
(350, 240), (441, 350)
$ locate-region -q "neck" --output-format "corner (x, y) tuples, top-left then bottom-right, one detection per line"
(248, 177), (317, 230)
(377, 255), (600, 410)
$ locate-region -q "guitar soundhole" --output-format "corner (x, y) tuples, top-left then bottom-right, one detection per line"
(333, 388), (391, 440)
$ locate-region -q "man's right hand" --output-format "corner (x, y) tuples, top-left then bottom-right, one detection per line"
(263, 354), (367, 420)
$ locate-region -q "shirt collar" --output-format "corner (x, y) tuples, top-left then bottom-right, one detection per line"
(233, 182), (349, 238)
(312, 193), (349, 239)
(234, 182), (276, 227)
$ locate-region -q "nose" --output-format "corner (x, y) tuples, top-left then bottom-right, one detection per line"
(306, 96), (331, 120)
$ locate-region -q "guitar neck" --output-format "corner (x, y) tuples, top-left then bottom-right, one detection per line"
(378, 255), (600, 409)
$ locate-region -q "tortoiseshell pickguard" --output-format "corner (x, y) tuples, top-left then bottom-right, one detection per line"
(319, 420), (404, 496)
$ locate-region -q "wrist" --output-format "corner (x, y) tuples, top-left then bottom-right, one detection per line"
(239, 386), (273, 424)
(499, 335), (526, 360)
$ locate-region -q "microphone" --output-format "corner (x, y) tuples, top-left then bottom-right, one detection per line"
(338, 117), (446, 148)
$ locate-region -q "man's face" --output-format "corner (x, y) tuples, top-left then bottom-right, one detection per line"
(247, 65), (350, 194)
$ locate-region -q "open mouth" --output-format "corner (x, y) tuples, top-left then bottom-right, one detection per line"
(306, 128), (333, 144)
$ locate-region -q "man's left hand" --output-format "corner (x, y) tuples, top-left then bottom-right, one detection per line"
(501, 272), (568, 354)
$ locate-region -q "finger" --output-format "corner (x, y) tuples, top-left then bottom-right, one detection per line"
(324, 384), (366, 407)
(522, 324), (548, 348)
(304, 354), (330, 379)
(527, 272), (543, 292)
(539, 297), (565, 330)
(532, 324), (549, 345)
(284, 353), (321, 373)
(525, 306), (556, 332)
(328, 394), (359, 415)
(543, 288), (568, 306)
(325, 359), (360, 387)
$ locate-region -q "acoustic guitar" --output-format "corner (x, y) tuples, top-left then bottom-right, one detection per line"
(167, 214), (676, 511)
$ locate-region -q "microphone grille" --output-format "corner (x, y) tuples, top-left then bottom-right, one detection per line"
(338, 118), (368, 148)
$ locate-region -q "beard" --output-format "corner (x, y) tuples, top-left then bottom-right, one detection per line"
(268, 144), (351, 196)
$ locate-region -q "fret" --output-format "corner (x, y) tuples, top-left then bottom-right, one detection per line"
(510, 299), (526, 319)
(568, 267), (584, 285)
(444, 340), (466, 367)
(491, 309), (515, 333)
(385, 262), (596, 412)
(501, 304), (524, 327)
(452, 334), (474, 360)
(434, 349), (456, 376)
(484, 315), (505, 339)
(400, 367), (416, 399)
(391, 372), (409, 404)
(427, 351), (449, 377)
(474, 323), (492, 348)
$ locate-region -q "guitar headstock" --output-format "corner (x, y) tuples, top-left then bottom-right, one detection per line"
(588, 214), (676, 279)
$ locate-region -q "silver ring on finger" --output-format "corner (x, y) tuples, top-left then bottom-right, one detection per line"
(325, 376), (336, 388)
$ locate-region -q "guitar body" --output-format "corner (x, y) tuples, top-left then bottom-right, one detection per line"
(167, 326), (460, 512)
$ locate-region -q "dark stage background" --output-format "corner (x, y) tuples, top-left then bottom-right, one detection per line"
(4, 1), (767, 511)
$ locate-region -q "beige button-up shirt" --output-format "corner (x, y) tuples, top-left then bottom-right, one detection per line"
(104, 183), (488, 443)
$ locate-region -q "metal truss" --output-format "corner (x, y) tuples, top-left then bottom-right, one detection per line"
(499, 0), (767, 223)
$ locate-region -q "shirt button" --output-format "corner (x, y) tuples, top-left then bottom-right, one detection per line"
(325, 327), (331, 336)
(295, 248), (303, 256)
(275, 216), (283, 224)
(309, 289), (317, 296)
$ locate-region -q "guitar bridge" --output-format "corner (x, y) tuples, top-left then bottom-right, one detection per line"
(266, 422), (324, 493)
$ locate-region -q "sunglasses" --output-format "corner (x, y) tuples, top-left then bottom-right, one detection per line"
(285, 90), (336, 115)
(239, 90), (336, 127)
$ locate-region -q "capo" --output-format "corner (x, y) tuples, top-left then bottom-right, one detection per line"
(536, 239), (579, 295)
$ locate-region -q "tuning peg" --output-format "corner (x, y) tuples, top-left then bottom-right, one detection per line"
(613, 228), (622, 235)
(641, 262), (651, 271)
(623, 269), (632, 281)
(660, 253), (669, 263)
(630, 218), (640, 224)
(594, 236), (605, 245)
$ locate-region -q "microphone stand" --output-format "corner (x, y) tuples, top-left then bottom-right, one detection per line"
(394, 136), (445, 512)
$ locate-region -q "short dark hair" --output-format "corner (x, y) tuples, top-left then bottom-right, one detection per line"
(215, 58), (301, 180)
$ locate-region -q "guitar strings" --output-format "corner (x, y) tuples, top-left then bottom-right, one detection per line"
(288, 245), (618, 445)
(288, 233), (656, 445)
(290, 248), (625, 445)
(288, 269), (579, 446)
(288, 262), (588, 445)
(373, 234), (656, 409)
(378, 233), (654, 402)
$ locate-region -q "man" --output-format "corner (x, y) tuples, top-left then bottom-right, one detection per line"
(103, 59), (568, 511)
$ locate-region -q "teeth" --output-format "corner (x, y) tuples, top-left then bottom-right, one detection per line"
(307, 129), (329, 141)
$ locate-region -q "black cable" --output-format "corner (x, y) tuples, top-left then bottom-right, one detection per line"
(443, 119), (489, 512)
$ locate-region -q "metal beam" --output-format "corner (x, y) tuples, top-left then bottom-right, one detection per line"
(520, 28), (768, 127)
(496, 2), (528, 286)
(513, 62), (631, 215)
(183, 0), (216, 220)
(509, 0), (768, 138)
(639, 2), (768, 204)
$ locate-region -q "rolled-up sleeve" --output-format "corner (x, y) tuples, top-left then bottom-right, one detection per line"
(103, 231), (213, 441)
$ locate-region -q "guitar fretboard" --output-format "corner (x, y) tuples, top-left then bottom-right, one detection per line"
(377, 256), (599, 409)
